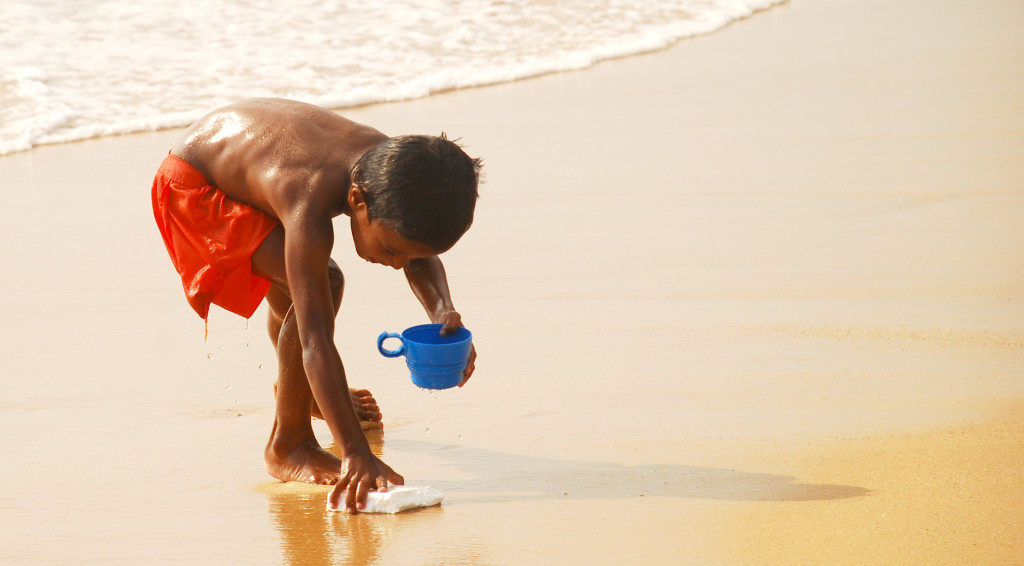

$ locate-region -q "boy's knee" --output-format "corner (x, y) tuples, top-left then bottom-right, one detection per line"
(266, 283), (292, 322)
(328, 260), (344, 299)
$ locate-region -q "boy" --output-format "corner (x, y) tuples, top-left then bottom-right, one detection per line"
(151, 98), (480, 513)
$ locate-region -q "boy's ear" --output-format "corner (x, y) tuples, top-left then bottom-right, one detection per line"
(347, 183), (366, 210)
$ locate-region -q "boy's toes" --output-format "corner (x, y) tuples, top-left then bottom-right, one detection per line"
(349, 388), (375, 405)
(356, 407), (382, 422)
(350, 388), (375, 402)
(360, 420), (384, 431)
(349, 388), (382, 422)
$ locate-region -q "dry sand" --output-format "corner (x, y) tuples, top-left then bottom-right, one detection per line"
(1, 0), (1022, 564)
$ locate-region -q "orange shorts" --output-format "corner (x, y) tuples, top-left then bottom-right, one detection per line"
(151, 153), (279, 319)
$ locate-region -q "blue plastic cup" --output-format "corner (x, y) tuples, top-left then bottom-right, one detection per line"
(377, 323), (473, 390)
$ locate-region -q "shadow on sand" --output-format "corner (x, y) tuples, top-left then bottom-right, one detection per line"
(391, 438), (870, 504)
(262, 431), (869, 565)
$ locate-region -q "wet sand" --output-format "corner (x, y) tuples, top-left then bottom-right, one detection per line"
(1, 0), (1022, 564)
(725, 400), (1024, 565)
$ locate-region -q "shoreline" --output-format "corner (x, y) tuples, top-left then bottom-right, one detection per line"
(0, 1), (790, 159)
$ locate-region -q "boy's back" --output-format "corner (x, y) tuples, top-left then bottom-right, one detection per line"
(171, 97), (388, 223)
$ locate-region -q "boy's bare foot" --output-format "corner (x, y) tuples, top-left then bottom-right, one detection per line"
(348, 388), (382, 423)
(311, 388), (382, 425)
(311, 388), (385, 423)
(273, 382), (383, 424)
(265, 429), (343, 484)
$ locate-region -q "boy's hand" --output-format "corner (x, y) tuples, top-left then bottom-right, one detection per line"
(438, 310), (476, 386)
(328, 450), (404, 513)
(437, 309), (463, 336)
(459, 345), (477, 387)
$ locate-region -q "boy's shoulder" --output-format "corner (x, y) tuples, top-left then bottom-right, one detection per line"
(175, 100), (386, 217)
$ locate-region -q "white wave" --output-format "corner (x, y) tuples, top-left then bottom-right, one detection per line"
(0, 0), (786, 156)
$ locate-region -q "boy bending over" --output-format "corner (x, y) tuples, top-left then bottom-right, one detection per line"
(151, 98), (480, 513)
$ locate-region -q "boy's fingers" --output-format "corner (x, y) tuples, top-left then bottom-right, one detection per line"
(459, 347), (476, 387)
(327, 481), (345, 510)
(354, 479), (371, 511)
(345, 481), (359, 513)
(439, 311), (463, 336)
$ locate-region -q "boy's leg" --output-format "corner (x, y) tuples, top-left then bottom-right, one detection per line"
(265, 266), (381, 424)
(251, 227), (380, 484)
(263, 283), (341, 483)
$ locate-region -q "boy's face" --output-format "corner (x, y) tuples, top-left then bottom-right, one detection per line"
(348, 186), (436, 269)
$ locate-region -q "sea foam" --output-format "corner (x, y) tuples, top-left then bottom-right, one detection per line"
(0, 0), (786, 155)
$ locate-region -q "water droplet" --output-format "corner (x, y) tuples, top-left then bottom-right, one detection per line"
(258, 363), (263, 370)
(457, 434), (463, 440)
(424, 427), (431, 434)
(207, 353), (214, 360)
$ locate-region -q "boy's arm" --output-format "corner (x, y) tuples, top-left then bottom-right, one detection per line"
(404, 256), (476, 385)
(284, 217), (404, 510)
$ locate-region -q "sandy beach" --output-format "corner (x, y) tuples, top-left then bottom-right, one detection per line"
(1, 0), (1022, 564)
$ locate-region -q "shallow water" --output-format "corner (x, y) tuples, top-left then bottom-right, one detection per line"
(0, 0), (784, 155)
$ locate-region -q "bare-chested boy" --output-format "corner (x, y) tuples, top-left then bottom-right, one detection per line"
(151, 98), (480, 513)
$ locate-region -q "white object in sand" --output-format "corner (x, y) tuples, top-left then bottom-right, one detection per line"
(326, 485), (444, 514)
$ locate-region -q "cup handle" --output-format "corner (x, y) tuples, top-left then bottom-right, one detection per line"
(377, 331), (405, 358)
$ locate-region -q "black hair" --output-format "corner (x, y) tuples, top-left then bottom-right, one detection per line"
(352, 134), (481, 252)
